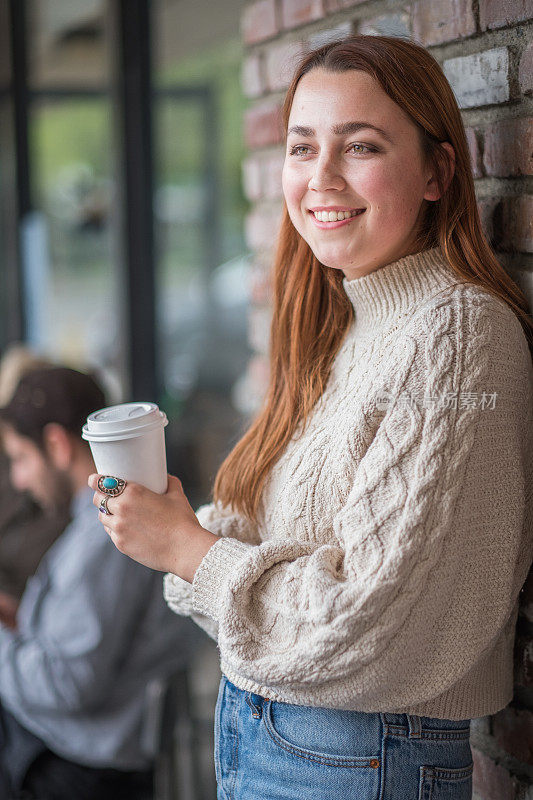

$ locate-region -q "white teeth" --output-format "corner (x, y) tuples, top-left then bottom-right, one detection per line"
(312, 209), (364, 222)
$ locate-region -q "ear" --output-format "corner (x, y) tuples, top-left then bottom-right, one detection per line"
(42, 423), (74, 470)
(424, 141), (455, 202)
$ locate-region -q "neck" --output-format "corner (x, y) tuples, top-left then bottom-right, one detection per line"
(341, 245), (461, 330)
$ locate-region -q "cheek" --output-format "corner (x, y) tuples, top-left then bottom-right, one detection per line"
(282, 165), (305, 208)
(363, 164), (425, 220)
(282, 169), (307, 233)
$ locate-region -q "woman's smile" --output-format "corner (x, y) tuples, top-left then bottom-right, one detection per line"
(308, 208), (366, 229)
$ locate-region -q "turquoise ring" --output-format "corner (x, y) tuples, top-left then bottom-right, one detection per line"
(97, 475), (127, 497)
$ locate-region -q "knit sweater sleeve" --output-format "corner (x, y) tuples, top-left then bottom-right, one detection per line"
(189, 291), (533, 707)
(163, 500), (260, 641)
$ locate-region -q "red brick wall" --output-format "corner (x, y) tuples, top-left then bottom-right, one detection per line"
(239, 2), (533, 797)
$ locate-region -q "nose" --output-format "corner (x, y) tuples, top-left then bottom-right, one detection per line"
(308, 153), (345, 192)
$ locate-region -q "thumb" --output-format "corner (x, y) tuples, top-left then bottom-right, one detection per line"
(166, 474), (183, 494)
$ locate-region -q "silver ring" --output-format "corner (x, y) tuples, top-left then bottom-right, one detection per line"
(99, 496), (113, 516)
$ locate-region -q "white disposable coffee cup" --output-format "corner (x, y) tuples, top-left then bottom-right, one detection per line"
(82, 402), (169, 494)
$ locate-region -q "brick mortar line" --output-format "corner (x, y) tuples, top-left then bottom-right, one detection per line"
(473, 177), (533, 196)
(422, 24), (533, 60)
(460, 103), (533, 127)
(471, 0), (480, 32)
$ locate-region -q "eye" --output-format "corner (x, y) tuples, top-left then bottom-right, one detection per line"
(288, 145), (311, 156)
(347, 143), (376, 155)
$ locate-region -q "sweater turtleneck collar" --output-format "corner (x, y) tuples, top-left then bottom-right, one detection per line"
(341, 245), (459, 328)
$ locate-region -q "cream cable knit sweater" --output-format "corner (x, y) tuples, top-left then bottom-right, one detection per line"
(164, 245), (533, 720)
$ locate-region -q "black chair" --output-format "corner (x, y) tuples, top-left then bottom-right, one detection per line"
(142, 668), (202, 800)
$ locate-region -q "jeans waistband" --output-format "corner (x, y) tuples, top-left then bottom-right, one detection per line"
(223, 677), (471, 737)
(379, 712), (471, 737)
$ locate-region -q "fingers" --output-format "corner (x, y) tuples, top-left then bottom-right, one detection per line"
(87, 474), (125, 542)
(88, 474), (100, 490)
(92, 491), (114, 512)
(98, 508), (115, 527)
(90, 474), (131, 512)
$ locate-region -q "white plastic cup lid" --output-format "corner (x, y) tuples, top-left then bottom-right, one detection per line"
(82, 402), (168, 442)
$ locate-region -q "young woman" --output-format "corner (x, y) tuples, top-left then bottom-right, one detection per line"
(90, 36), (533, 799)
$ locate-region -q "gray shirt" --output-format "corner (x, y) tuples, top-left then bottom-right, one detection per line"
(0, 486), (201, 770)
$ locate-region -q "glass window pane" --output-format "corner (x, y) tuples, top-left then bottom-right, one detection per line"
(27, 96), (122, 397)
(23, 0), (124, 400)
(153, 0), (251, 508)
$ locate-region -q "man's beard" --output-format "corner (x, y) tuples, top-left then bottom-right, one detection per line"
(41, 464), (75, 519)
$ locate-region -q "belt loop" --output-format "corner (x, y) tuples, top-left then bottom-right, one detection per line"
(407, 714), (422, 738)
(245, 691), (262, 719)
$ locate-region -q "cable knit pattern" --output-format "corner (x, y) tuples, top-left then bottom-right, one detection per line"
(164, 245), (533, 720)
(163, 501), (259, 640)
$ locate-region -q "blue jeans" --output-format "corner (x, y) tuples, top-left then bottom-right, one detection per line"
(214, 676), (473, 800)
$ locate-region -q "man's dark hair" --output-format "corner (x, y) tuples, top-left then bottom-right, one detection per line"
(0, 366), (106, 451)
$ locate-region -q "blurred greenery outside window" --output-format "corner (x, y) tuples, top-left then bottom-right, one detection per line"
(24, 0), (120, 394)
(154, 37), (251, 426)
(151, 21), (252, 501)
(29, 99), (118, 376)
(156, 37), (247, 270)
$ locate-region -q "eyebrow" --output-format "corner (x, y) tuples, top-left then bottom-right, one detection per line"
(287, 121), (393, 144)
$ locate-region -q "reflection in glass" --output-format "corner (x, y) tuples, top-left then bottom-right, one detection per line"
(153, 6), (252, 507)
(18, 1), (123, 400)
(28, 97), (122, 399)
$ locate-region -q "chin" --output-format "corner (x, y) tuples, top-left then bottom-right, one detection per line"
(313, 251), (353, 271)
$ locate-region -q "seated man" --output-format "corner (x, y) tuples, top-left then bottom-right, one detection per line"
(0, 366), (201, 800)
(0, 346), (67, 605)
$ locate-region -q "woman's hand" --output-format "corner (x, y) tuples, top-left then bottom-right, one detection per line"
(88, 473), (219, 583)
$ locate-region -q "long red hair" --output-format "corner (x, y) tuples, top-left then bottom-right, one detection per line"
(212, 35), (533, 522)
